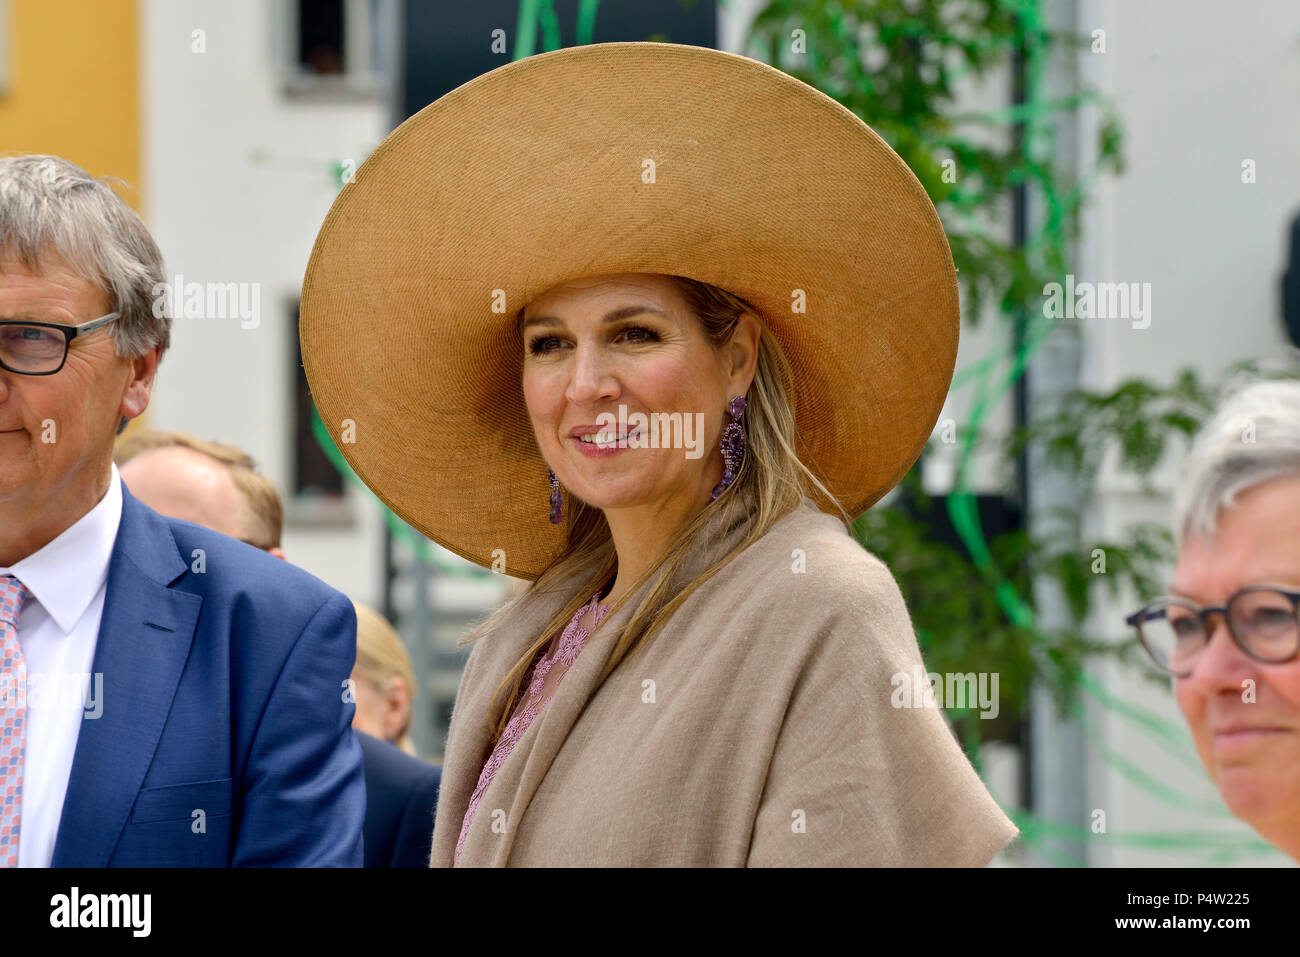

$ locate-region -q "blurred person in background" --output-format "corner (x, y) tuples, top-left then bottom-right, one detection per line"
(115, 430), (285, 556)
(351, 600), (419, 756)
(0, 154), (362, 867)
(118, 428), (441, 866)
(350, 600), (442, 867)
(1128, 378), (1300, 863)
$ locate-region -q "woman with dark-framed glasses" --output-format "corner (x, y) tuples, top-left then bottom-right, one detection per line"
(1127, 378), (1300, 863)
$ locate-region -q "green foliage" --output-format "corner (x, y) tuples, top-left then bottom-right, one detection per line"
(749, 0), (1124, 327)
(1001, 362), (1294, 491)
(851, 467), (1173, 737)
(745, 0), (1191, 747)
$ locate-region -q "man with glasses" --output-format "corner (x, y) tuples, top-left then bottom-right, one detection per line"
(1126, 378), (1300, 863)
(0, 154), (364, 866)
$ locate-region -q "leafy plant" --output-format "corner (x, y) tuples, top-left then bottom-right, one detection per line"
(748, 0), (1125, 327)
(746, 0), (1186, 751)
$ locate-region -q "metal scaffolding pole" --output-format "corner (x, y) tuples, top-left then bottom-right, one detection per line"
(1025, 0), (1088, 866)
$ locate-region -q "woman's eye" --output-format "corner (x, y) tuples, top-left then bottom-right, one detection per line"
(527, 336), (561, 355)
(527, 327), (658, 354)
(622, 325), (659, 343)
(1249, 607), (1292, 629)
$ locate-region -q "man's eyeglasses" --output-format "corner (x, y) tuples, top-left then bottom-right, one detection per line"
(0, 312), (121, 375)
(1126, 585), (1300, 677)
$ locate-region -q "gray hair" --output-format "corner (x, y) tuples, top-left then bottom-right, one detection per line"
(0, 154), (170, 358)
(1172, 378), (1300, 544)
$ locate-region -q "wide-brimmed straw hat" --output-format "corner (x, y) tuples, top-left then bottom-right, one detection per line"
(299, 41), (959, 580)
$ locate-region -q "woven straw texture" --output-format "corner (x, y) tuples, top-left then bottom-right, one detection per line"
(300, 42), (959, 578)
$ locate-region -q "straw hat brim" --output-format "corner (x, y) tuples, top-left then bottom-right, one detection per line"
(300, 41), (958, 580)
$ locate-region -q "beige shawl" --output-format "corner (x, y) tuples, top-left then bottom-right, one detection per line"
(430, 497), (1019, 866)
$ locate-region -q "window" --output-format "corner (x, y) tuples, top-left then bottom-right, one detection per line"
(279, 0), (397, 98)
(297, 0), (345, 76)
(288, 298), (350, 521)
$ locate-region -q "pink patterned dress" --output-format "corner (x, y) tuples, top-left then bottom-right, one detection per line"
(455, 591), (611, 864)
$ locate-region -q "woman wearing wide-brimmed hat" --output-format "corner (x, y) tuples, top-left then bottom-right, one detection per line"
(300, 41), (1018, 866)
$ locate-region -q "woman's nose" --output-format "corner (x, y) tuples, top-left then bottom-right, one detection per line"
(565, 344), (618, 404)
(1186, 616), (1254, 688)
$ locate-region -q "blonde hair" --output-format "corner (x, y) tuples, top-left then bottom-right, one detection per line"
(353, 601), (419, 756)
(114, 430), (283, 550)
(471, 274), (848, 748)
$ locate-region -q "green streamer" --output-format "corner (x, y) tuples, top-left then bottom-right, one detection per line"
(513, 0), (540, 60)
(538, 0), (562, 52)
(515, 0), (565, 59)
(576, 0), (600, 45)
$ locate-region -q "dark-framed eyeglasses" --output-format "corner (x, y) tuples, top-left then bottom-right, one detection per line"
(1125, 584), (1300, 677)
(0, 312), (121, 375)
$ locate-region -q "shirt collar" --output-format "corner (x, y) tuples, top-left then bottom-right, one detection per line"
(0, 463), (124, 633)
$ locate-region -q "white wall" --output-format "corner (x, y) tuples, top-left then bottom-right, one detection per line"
(140, 0), (390, 605)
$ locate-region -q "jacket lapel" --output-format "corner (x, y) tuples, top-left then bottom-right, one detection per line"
(50, 484), (202, 867)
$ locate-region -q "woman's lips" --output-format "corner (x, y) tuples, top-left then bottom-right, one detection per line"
(570, 431), (641, 457)
(1211, 727), (1290, 753)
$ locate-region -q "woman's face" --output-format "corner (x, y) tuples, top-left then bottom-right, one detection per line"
(520, 273), (751, 518)
(349, 670), (408, 744)
(1171, 472), (1300, 850)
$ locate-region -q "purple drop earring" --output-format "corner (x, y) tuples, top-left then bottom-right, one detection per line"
(548, 467), (563, 524)
(710, 395), (747, 500)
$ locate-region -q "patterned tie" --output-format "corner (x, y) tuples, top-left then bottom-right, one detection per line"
(0, 575), (28, 868)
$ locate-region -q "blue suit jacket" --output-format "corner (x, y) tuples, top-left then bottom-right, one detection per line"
(356, 731), (441, 868)
(49, 483), (366, 866)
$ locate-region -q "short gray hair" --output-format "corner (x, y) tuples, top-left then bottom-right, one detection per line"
(1172, 378), (1300, 544)
(0, 154), (170, 358)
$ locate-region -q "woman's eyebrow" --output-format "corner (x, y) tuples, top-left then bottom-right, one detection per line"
(1169, 577), (1300, 602)
(521, 305), (668, 332)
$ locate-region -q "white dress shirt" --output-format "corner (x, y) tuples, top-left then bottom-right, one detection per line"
(0, 464), (122, 867)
